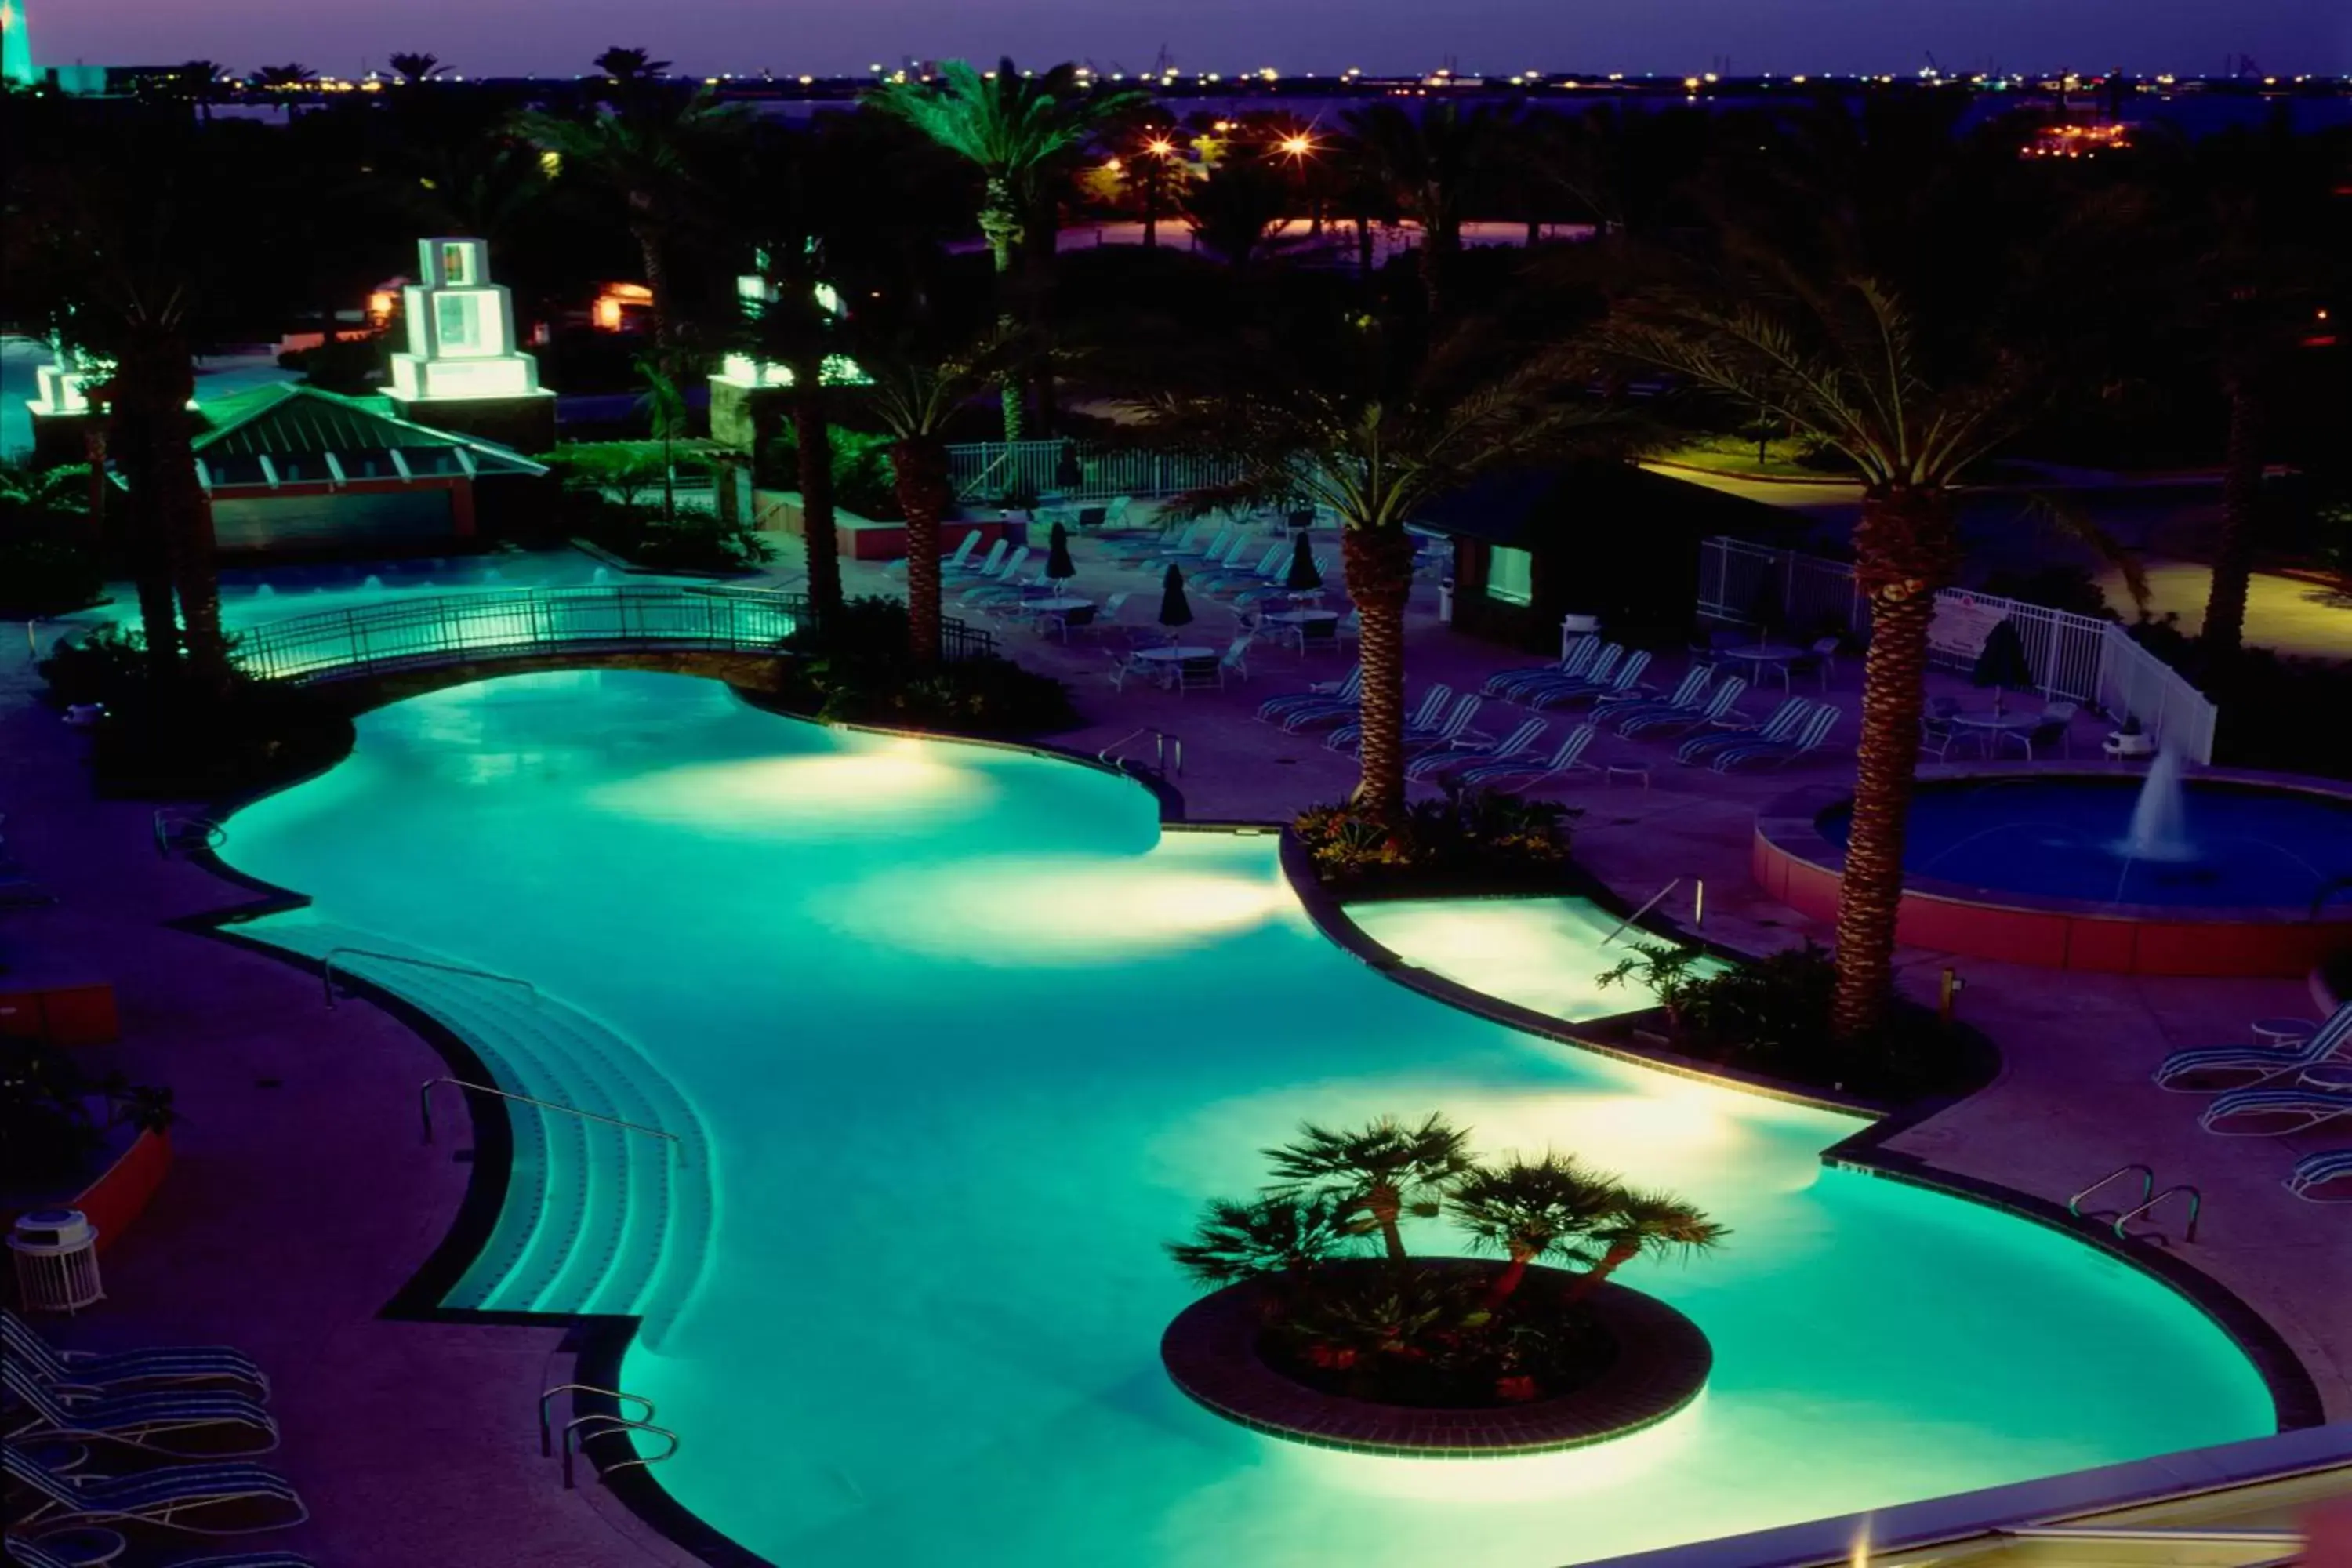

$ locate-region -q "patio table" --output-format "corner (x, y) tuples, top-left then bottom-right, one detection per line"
(1948, 709), (2042, 757)
(2252, 1016), (2318, 1047)
(1721, 644), (1806, 685)
(1131, 644), (1216, 690)
(1262, 608), (1341, 652)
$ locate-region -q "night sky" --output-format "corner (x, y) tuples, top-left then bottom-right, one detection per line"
(34, 0), (2350, 80)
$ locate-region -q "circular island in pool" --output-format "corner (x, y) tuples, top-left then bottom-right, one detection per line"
(1755, 764), (2352, 975)
(1162, 1263), (1711, 1456)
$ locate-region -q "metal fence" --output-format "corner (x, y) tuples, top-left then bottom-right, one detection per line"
(1693, 536), (2219, 763)
(946, 440), (1245, 503)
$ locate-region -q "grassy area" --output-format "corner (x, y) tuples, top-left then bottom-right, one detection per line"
(1652, 434), (1857, 482)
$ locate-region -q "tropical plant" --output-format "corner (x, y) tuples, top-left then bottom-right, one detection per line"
(1595, 276), (2033, 1035)
(866, 60), (1147, 440)
(632, 352), (691, 520)
(593, 47), (670, 85)
(387, 52), (447, 85)
(175, 60), (227, 124)
(1447, 1154), (1621, 1307)
(1262, 1114), (1474, 1262)
(1594, 940), (1712, 1025)
(1165, 1195), (1359, 1291)
(1563, 1189), (1730, 1304)
(1342, 102), (1517, 316)
(1182, 147), (1292, 272)
(0, 462), (102, 617)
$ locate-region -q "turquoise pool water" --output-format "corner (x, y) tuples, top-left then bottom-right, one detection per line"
(220, 670), (2276, 1568)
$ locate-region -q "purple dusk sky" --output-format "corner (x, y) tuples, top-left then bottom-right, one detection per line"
(36, 0), (2348, 79)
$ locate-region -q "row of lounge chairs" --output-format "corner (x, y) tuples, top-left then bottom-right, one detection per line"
(2, 1310), (313, 1554)
(2147, 1007), (2352, 1201)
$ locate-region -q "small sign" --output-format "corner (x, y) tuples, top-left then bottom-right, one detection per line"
(1929, 592), (2009, 662)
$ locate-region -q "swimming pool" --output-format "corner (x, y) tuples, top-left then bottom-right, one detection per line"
(220, 671), (2277, 1567)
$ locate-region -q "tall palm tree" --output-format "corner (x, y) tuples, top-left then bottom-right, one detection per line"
(1344, 102), (1515, 317)
(1165, 1195), (1357, 1291)
(593, 47), (670, 86)
(1596, 278), (2031, 1036)
(512, 89), (747, 350)
(1562, 1188), (1729, 1304)
(1447, 1153), (1621, 1308)
(1146, 332), (1630, 822)
(866, 60), (1146, 441)
(387, 52), (446, 86)
(1261, 1114), (1473, 1263)
(1181, 148), (1291, 273)
(251, 63), (314, 120)
(176, 61), (226, 125)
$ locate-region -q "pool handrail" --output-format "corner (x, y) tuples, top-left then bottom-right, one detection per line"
(323, 947), (537, 1008)
(562, 1413), (680, 1490)
(2114, 1182), (2202, 1243)
(419, 1076), (680, 1149)
(538, 1383), (653, 1457)
(1600, 876), (1704, 946)
(2068, 1163), (2155, 1218)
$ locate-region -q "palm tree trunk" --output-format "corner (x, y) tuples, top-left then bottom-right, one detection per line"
(1563, 1240), (1640, 1304)
(982, 191), (1028, 444)
(106, 357), (183, 683)
(1367, 1184), (1406, 1262)
(147, 336), (228, 692)
(1343, 528), (1417, 825)
(1356, 214), (1374, 281)
(2199, 372), (2263, 659)
(791, 361), (841, 626)
(1831, 489), (1959, 1038)
(633, 220), (670, 350)
(891, 437), (949, 664)
(1483, 1249), (1533, 1309)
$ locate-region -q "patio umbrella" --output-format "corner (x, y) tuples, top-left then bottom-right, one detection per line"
(1284, 531), (1323, 592)
(1971, 618), (2036, 713)
(1158, 564), (1195, 630)
(1046, 521), (1076, 587)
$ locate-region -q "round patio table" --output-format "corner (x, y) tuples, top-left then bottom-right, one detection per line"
(2252, 1017), (2317, 1047)
(1722, 644), (1806, 684)
(1948, 709), (2042, 757)
(1025, 596), (1092, 615)
(1131, 644), (1216, 690)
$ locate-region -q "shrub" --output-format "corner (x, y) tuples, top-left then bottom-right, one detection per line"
(0, 463), (103, 616)
(1294, 788), (1577, 893)
(0, 1041), (174, 1191)
(277, 334), (387, 394)
(775, 597), (1075, 737)
(757, 427), (902, 520)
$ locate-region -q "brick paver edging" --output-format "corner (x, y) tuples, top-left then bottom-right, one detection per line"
(1160, 1265), (1711, 1456)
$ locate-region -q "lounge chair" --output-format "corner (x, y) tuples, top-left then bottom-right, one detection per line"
(954, 547), (1035, 605)
(1618, 677), (1749, 738)
(1712, 705), (1842, 771)
(5, 1537), (318, 1568)
(1407, 719), (1548, 784)
(2, 1446), (306, 1538)
(1256, 664), (1361, 725)
(1599, 665), (1709, 723)
(1189, 535), (1259, 583)
(5, 1361), (279, 1457)
(1142, 524), (1232, 568)
(2285, 1149), (2352, 1202)
(1482, 636), (1600, 699)
(2, 1311), (270, 1399)
(1675, 697), (1811, 766)
(1109, 519), (1201, 561)
(1455, 726), (1599, 792)
(1216, 633), (1254, 684)
(1331, 693), (1485, 756)
(1319, 686), (1451, 745)
(2198, 1073), (2352, 1137)
(1509, 644), (1621, 704)
(2155, 1004), (2352, 1093)
(1527, 650), (1654, 710)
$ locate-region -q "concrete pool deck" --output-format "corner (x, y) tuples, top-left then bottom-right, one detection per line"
(1, 530), (2345, 1565)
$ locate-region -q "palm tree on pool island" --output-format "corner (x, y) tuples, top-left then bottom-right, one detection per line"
(1596, 276), (2031, 1036)
(1564, 1188), (1730, 1303)
(1164, 1195), (1359, 1293)
(1263, 1114), (1474, 1262)
(1447, 1153), (1624, 1308)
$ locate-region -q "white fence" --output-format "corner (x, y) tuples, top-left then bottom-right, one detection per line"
(1694, 536), (2219, 763)
(946, 440), (1245, 503)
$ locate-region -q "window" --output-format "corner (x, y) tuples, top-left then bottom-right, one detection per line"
(435, 292), (478, 351)
(1487, 545), (1534, 607)
(441, 242), (473, 285)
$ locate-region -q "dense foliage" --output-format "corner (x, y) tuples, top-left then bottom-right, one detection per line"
(0, 464), (104, 617)
(757, 426), (903, 521)
(775, 596), (1076, 736)
(1294, 787), (1577, 894)
(2129, 614), (2352, 781)
(1168, 1114), (1724, 1409)
(0, 1040), (176, 1194)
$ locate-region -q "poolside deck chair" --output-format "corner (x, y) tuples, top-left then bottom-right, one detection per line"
(1407, 719), (1548, 784)
(2285, 1149), (2352, 1202)
(1256, 664), (1362, 725)
(955, 547), (1034, 604)
(1482, 636), (1600, 699)
(1333, 693), (1486, 756)
(1675, 698), (1811, 766)
(1322, 686), (1453, 746)
(1454, 726), (1599, 792)
(1281, 672), (1414, 735)
(1110, 519), (1201, 560)
(1618, 677), (1748, 738)
(1712, 704), (1842, 771)
(1217, 633), (1254, 684)
(1143, 524), (1232, 568)
(5, 1537), (318, 1568)
(2, 1311), (269, 1399)
(1508, 643), (1625, 704)
(2002, 699), (2080, 760)
(2155, 1004), (2352, 1093)
(1189, 535), (1258, 583)
(5, 1361), (279, 1457)
(2, 1446), (306, 1538)
(2198, 1076), (2352, 1137)
(1600, 665), (1709, 723)
(946, 538), (1011, 580)
(1918, 696), (1965, 761)
(1527, 649), (1653, 710)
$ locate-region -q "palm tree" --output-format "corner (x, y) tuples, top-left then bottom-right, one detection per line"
(1145, 332), (1630, 822)
(387, 52), (446, 86)
(1562, 1188), (1728, 1304)
(866, 60), (1146, 441)
(176, 61), (226, 125)
(1596, 278), (2031, 1035)
(1182, 148), (1291, 273)
(1447, 1153), (1621, 1308)
(1166, 1194), (1357, 1291)
(593, 47), (670, 86)
(251, 63), (314, 119)
(1261, 1114), (1473, 1262)
(1344, 102), (1515, 317)
(633, 353), (691, 521)
(512, 89), (746, 350)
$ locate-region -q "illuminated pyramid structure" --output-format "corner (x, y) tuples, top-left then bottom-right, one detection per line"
(27, 338), (104, 468)
(2, 0), (34, 89)
(385, 238), (556, 454)
(707, 263), (866, 452)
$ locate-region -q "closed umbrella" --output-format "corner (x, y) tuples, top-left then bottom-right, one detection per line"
(1971, 618), (2035, 714)
(1284, 532), (1322, 592)
(1046, 521), (1076, 587)
(1158, 564), (1195, 635)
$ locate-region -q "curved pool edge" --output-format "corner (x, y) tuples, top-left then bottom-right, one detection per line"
(1276, 832), (2326, 1436)
(1755, 765), (2352, 977)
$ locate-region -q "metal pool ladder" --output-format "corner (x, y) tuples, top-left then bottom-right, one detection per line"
(2069, 1163), (2201, 1243)
(419, 1078), (681, 1152)
(321, 947), (538, 1008)
(539, 1383), (680, 1490)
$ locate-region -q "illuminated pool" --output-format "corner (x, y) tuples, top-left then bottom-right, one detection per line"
(220, 671), (2277, 1567)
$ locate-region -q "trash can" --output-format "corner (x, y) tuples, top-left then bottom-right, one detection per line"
(1438, 579), (1455, 625)
(9, 1209), (104, 1314)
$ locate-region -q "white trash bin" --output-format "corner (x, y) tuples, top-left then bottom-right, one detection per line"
(9, 1208), (104, 1313)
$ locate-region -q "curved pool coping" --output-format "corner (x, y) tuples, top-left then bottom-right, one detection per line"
(1755, 764), (2352, 976)
(1161, 1265), (1713, 1456)
(158, 681), (2324, 1568)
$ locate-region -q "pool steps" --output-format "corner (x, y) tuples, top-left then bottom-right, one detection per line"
(246, 917), (713, 1341)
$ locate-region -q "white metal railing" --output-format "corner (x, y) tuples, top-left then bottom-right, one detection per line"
(946, 439), (1244, 503)
(1693, 537), (2218, 763)
(230, 586), (802, 686)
